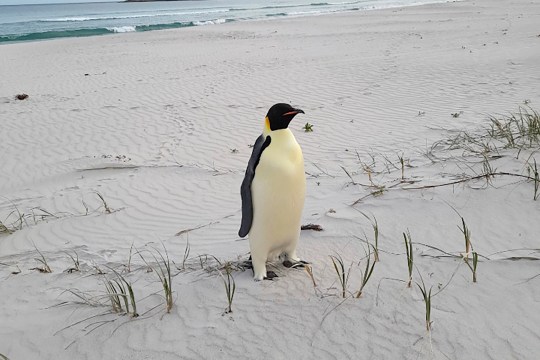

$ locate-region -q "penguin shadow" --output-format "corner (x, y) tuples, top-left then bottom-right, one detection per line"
(241, 255), (310, 280)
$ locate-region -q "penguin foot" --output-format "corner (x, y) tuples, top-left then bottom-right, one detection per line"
(283, 259), (310, 269)
(264, 271), (278, 280)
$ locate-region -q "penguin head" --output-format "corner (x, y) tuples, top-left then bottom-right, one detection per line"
(265, 103), (305, 131)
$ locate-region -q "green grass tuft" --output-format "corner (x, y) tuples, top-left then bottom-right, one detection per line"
(219, 262), (236, 314)
(489, 107), (540, 148)
(65, 251), (80, 273)
(182, 238), (190, 270)
(329, 254), (352, 298)
(355, 245), (377, 298)
(357, 211), (380, 262)
(458, 217), (472, 257)
(32, 243), (52, 273)
(403, 230), (413, 287)
(139, 246), (173, 313)
(528, 158), (539, 200)
(95, 192), (112, 214)
(303, 122), (314, 132)
(416, 275), (433, 332)
(104, 269), (139, 317)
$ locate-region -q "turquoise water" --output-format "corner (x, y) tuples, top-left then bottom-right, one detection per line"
(0, 0), (445, 43)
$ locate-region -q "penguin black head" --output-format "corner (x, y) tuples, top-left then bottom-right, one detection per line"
(266, 103), (305, 131)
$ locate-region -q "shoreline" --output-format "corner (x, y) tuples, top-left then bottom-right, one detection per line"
(0, 0), (455, 45)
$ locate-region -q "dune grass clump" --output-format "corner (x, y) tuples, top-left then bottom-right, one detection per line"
(0, 201), (64, 234)
(0, 219), (12, 235)
(154, 249), (173, 313)
(65, 251), (80, 273)
(32, 244), (52, 273)
(182, 238), (190, 270)
(440, 107), (540, 158)
(104, 279), (122, 313)
(463, 251), (479, 283)
(125, 243), (134, 273)
(95, 192), (112, 214)
(329, 254), (352, 298)
(456, 216), (480, 282)
(458, 217), (472, 257)
(355, 245), (376, 298)
(416, 275), (433, 332)
(304, 264), (318, 289)
(489, 107), (540, 148)
(357, 211), (380, 262)
(104, 275), (138, 317)
(397, 152), (409, 181)
(219, 262), (236, 314)
(2, 205), (25, 232)
(139, 246), (173, 313)
(369, 217), (380, 262)
(403, 230), (414, 287)
(528, 158), (539, 200)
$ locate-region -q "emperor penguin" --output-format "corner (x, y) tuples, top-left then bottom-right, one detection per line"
(239, 103), (307, 281)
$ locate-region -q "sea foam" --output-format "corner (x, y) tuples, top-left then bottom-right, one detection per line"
(107, 26), (137, 33)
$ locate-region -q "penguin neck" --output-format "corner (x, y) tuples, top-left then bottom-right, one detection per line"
(263, 116), (293, 137)
(263, 127), (298, 152)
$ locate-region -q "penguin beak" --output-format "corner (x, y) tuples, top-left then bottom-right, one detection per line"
(282, 108), (305, 117)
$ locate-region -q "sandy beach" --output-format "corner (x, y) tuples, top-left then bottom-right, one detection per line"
(1, 0), (540, 358)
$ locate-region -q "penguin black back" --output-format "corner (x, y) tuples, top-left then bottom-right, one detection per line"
(239, 134), (271, 237)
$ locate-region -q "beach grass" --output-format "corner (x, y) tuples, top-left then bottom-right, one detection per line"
(139, 246), (173, 313)
(2, 204), (26, 232)
(65, 251), (80, 273)
(403, 231), (413, 288)
(458, 217), (472, 257)
(446, 107), (540, 156)
(182, 238), (190, 270)
(126, 242), (134, 273)
(356, 211), (380, 262)
(416, 274), (433, 332)
(0, 220), (11, 235)
(104, 269), (138, 317)
(463, 251), (479, 283)
(528, 158), (539, 200)
(329, 254), (352, 298)
(397, 152), (407, 181)
(219, 262), (236, 314)
(488, 107), (540, 148)
(62, 288), (102, 307)
(304, 264), (318, 289)
(104, 278), (123, 313)
(32, 243), (52, 273)
(95, 192), (112, 214)
(355, 245), (376, 298)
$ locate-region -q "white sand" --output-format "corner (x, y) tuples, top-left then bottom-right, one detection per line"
(1, 0), (540, 358)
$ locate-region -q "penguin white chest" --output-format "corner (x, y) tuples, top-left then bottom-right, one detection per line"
(250, 129), (306, 258)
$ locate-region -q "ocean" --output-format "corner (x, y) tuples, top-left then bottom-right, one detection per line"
(0, 0), (447, 43)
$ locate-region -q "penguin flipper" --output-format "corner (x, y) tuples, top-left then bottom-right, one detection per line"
(238, 134), (271, 237)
